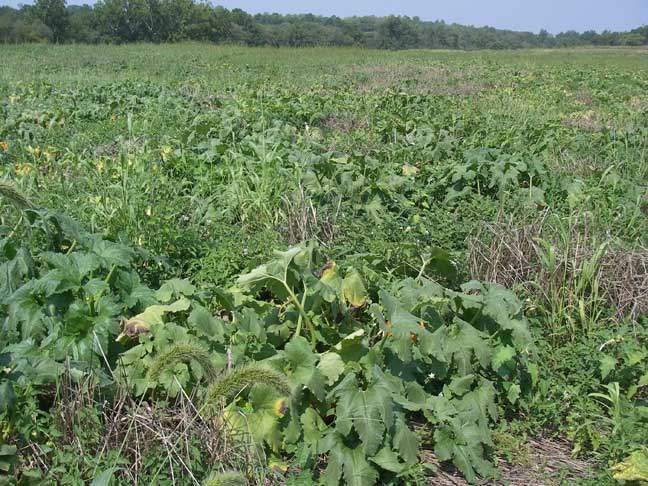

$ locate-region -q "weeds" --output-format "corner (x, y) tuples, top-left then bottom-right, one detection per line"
(1, 45), (647, 485)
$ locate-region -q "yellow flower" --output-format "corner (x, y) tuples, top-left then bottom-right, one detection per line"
(95, 160), (104, 172)
(161, 146), (172, 157)
(26, 146), (40, 156)
(15, 164), (32, 176)
(0, 142), (7, 151)
(8, 95), (19, 104)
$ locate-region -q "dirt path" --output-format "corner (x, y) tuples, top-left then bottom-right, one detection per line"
(425, 437), (594, 485)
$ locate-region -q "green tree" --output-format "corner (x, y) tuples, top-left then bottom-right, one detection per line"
(377, 16), (417, 49)
(32, 0), (68, 42)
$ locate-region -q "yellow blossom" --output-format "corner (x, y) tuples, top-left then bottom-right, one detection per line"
(15, 164), (32, 177)
(26, 146), (40, 156)
(0, 142), (7, 151)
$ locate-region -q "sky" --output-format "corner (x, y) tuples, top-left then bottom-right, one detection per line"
(1, 0), (646, 34)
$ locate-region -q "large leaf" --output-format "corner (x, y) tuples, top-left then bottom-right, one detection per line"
(331, 373), (392, 457)
(284, 336), (326, 400)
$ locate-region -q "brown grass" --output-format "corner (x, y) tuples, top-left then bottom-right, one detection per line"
(319, 112), (369, 134)
(469, 212), (648, 323)
(280, 184), (338, 245)
(19, 368), (271, 485)
(345, 64), (489, 95)
(424, 435), (593, 485)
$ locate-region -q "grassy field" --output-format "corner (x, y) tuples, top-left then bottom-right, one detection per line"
(0, 44), (647, 485)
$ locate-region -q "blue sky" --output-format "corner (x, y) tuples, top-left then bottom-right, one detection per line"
(2, 0), (646, 34)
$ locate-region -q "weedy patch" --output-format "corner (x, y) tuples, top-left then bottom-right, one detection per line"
(1, 45), (647, 486)
(469, 213), (648, 329)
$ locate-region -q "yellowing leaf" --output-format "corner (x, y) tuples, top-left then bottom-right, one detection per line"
(138, 298), (191, 324)
(610, 449), (648, 482)
(402, 164), (419, 176)
(342, 269), (367, 308)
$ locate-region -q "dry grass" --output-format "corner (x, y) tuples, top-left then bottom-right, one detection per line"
(561, 110), (614, 132)
(319, 112), (369, 135)
(94, 136), (145, 158)
(345, 64), (489, 95)
(20, 369), (271, 485)
(599, 250), (648, 320)
(424, 436), (593, 485)
(280, 184), (338, 245)
(469, 212), (648, 324)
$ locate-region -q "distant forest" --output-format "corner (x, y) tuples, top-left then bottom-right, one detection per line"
(1, 0), (647, 48)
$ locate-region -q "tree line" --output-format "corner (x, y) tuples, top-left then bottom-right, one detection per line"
(1, 0), (647, 49)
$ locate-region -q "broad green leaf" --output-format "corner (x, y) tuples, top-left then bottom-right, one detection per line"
(491, 345), (516, 377)
(318, 261), (342, 302)
(0, 381), (16, 412)
(448, 374), (475, 397)
(433, 426), (454, 461)
(300, 408), (327, 444)
(187, 305), (225, 341)
(285, 337), (325, 400)
(90, 467), (118, 486)
(379, 290), (428, 363)
(371, 447), (406, 474)
(393, 417), (419, 464)
(333, 329), (367, 362)
(155, 279), (196, 302)
(331, 373), (389, 456)
(599, 355), (617, 380)
(344, 446), (379, 486)
(506, 383), (521, 404)
(128, 298), (191, 327)
(318, 352), (345, 386)
(91, 240), (134, 268)
(639, 373), (648, 388)
(445, 318), (492, 375)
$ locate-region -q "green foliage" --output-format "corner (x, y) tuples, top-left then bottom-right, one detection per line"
(211, 244), (535, 483)
(0, 209), (155, 392)
(1, 45), (647, 485)
(442, 148), (550, 202)
(203, 470), (247, 486)
(0, 3), (646, 47)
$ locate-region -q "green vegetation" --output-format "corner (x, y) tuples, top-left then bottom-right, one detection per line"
(0, 1), (647, 48)
(0, 44), (647, 485)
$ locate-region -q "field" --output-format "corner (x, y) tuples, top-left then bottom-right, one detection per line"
(0, 44), (647, 485)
